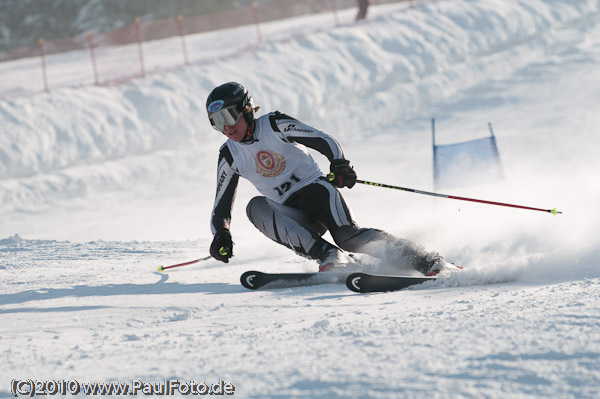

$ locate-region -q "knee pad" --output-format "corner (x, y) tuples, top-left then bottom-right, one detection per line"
(246, 196), (269, 226)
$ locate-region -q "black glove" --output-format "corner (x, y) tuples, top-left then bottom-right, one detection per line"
(210, 229), (234, 263)
(328, 159), (357, 188)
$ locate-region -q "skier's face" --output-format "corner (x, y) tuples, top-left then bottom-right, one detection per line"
(222, 116), (248, 142)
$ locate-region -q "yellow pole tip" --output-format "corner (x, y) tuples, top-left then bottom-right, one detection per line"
(551, 208), (558, 215)
(158, 265), (164, 272)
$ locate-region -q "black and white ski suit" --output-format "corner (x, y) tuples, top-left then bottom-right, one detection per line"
(210, 111), (429, 266)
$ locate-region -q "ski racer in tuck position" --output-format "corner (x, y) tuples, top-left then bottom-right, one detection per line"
(207, 82), (458, 275)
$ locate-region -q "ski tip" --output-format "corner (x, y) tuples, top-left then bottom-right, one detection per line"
(240, 270), (262, 290)
(158, 265), (164, 272)
(346, 273), (364, 293)
(345, 272), (438, 293)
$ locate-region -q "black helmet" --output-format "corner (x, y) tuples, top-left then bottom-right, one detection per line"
(206, 82), (256, 131)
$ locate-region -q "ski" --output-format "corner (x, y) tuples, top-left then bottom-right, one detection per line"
(346, 272), (436, 293)
(240, 270), (348, 290)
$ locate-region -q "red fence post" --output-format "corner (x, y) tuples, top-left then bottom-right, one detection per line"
(330, 0), (340, 28)
(38, 38), (49, 91)
(135, 17), (146, 78)
(252, 2), (262, 46)
(87, 32), (100, 85)
(177, 15), (190, 66)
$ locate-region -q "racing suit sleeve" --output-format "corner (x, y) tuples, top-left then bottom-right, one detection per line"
(210, 143), (240, 235)
(268, 111), (346, 162)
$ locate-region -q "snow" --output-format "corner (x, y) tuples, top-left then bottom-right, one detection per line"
(1, 0), (600, 397)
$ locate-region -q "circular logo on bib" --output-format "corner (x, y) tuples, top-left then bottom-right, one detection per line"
(255, 150), (286, 177)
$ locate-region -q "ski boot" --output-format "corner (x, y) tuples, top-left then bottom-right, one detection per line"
(418, 253), (462, 276)
(318, 248), (355, 272)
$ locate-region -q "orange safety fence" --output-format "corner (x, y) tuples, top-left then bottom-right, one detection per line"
(0, 0), (420, 97)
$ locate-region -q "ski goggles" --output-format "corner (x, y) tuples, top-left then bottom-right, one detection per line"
(208, 105), (244, 132)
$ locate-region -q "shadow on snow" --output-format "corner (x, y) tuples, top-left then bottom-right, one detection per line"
(0, 281), (243, 307)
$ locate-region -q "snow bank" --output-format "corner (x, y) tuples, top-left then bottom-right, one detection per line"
(1, 0), (598, 207)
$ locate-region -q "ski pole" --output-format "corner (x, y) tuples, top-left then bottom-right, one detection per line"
(356, 179), (561, 215)
(157, 255), (212, 272)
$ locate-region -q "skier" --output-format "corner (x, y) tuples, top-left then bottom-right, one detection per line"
(207, 82), (457, 275)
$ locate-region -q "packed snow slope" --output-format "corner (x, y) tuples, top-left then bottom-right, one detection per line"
(1, 0), (600, 398)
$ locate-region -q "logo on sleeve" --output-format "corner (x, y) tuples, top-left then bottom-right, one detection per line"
(283, 124), (313, 133)
(255, 150), (286, 177)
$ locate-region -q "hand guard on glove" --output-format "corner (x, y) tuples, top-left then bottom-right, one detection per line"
(210, 229), (234, 263)
(328, 159), (357, 188)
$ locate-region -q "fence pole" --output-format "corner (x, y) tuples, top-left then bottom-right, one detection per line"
(87, 32), (100, 85)
(135, 17), (146, 78)
(38, 38), (49, 91)
(330, 0), (340, 28)
(252, 2), (262, 46)
(177, 15), (190, 66)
